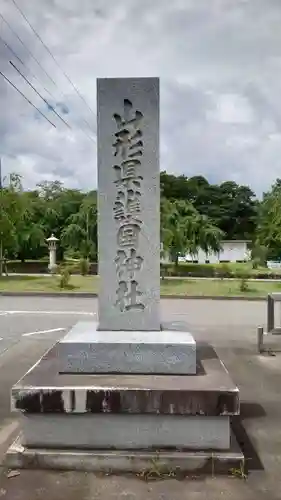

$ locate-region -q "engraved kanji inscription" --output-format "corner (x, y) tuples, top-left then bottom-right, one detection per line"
(115, 280), (145, 312)
(113, 131), (143, 160)
(112, 98), (145, 312)
(113, 99), (143, 131)
(115, 248), (143, 280)
(113, 100), (144, 161)
(113, 189), (142, 222)
(114, 159), (143, 189)
(117, 223), (141, 248)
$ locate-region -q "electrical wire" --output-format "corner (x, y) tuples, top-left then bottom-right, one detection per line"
(10, 0), (96, 119)
(0, 30), (60, 110)
(0, 33), (24, 65)
(10, 60), (71, 129)
(0, 11), (57, 87)
(0, 7), (96, 143)
(0, 70), (56, 127)
(0, 35), (95, 142)
(0, 34), (56, 100)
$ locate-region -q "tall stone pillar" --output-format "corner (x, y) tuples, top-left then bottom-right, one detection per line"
(97, 78), (160, 331)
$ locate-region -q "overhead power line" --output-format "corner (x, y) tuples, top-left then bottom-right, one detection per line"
(0, 7), (96, 143)
(0, 34), (55, 100)
(0, 11), (57, 86)
(10, 0), (96, 119)
(0, 33), (24, 65)
(0, 35), (95, 143)
(0, 70), (56, 127)
(10, 60), (71, 129)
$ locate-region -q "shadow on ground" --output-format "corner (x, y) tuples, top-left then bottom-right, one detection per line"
(232, 402), (266, 473)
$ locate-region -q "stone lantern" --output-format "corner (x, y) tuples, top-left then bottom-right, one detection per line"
(46, 234), (59, 273)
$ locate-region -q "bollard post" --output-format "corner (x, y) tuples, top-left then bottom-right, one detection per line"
(257, 326), (264, 354)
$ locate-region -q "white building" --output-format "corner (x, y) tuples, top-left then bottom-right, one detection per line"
(185, 240), (250, 264)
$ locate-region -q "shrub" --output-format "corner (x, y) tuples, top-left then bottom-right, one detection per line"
(239, 277), (249, 292)
(251, 244), (268, 267)
(235, 269), (251, 280)
(58, 265), (71, 289)
(160, 262), (233, 278)
(160, 262), (216, 277)
(215, 263), (230, 279)
(252, 258), (260, 269)
(79, 258), (90, 276)
(7, 260), (50, 274)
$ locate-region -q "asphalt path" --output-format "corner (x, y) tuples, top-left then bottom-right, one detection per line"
(0, 296), (280, 499)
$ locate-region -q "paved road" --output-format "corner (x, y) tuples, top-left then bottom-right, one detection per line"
(0, 296), (281, 499)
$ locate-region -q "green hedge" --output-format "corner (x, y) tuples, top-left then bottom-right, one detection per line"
(5, 260), (98, 275)
(160, 262), (281, 279)
(7, 260), (50, 274)
(5, 260), (281, 279)
(161, 262), (235, 277)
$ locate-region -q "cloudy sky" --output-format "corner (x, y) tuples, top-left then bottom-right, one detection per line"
(0, 0), (280, 195)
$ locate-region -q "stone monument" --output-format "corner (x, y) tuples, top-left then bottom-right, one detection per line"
(6, 78), (243, 475)
(97, 78), (160, 332)
(57, 77), (196, 375)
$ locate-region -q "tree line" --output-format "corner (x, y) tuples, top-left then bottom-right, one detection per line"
(0, 171), (280, 274)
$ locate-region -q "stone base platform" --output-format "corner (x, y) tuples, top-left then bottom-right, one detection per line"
(57, 321), (196, 374)
(20, 414), (231, 450)
(4, 433), (244, 475)
(11, 342), (239, 453)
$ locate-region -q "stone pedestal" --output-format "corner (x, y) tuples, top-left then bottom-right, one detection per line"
(6, 341), (243, 473)
(20, 414), (230, 450)
(57, 321), (196, 374)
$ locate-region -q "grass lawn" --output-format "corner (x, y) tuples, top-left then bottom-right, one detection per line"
(0, 274), (281, 297)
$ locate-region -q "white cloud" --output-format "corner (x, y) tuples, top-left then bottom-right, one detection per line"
(211, 94), (255, 124)
(0, 0), (281, 195)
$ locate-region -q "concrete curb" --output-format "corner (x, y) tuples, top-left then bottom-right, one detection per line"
(0, 291), (266, 301)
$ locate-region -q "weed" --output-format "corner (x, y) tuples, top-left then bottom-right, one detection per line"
(137, 454), (178, 481)
(239, 277), (249, 292)
(58, 266), (71, 289)
(229, 460), (247, 480)
(79, 258), (90, 276)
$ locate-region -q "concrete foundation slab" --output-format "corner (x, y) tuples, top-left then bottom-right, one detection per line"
(20, 414), (230, 450)
(4, 433), (244, 474)
(58, 321), (196, 374)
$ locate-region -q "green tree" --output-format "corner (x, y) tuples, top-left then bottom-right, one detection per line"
(161, 199), (224, 266)
(160, 172), (258, 240)
(256, 179), (281, 260)
(34, 182), (85, 259)
(15, 191), (46, 262)
(0, 169), (260, 268)
(61, 193), (97, 260)
(213, 181), (257, 240)
(0, 173), (25, 275)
